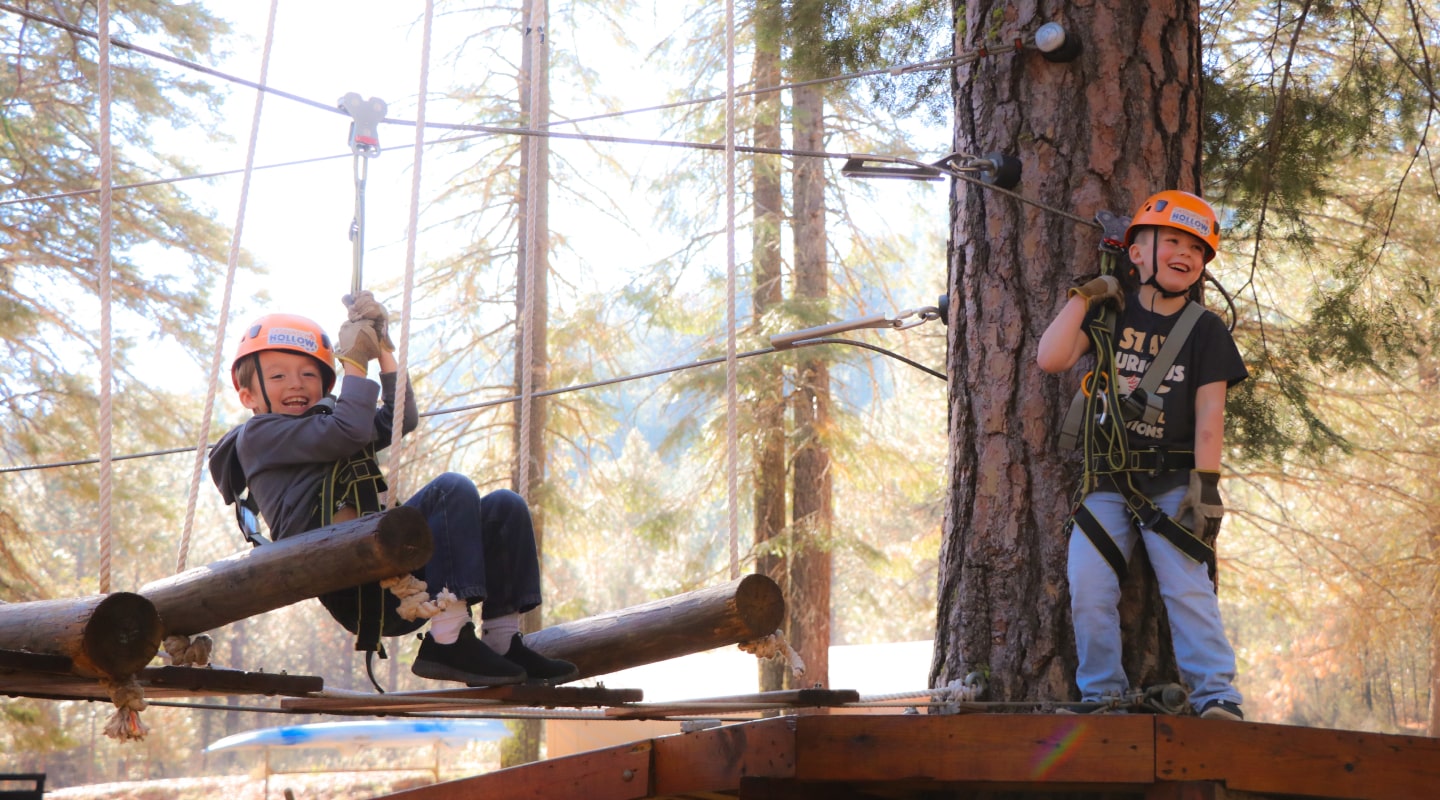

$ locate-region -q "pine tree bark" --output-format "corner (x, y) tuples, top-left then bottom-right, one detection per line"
(507, 0), (550, 768)
(752, 0), (788, 695)
(790, 71), (832, 691)
(934, 1), (1204, 701)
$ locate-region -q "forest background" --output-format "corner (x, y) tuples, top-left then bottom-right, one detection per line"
(1, 0), (1437, 791)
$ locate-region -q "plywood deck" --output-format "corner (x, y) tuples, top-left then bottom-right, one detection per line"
(371, 713), (1440, 800)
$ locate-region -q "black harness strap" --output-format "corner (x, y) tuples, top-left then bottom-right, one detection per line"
(318, 444), (390, 657)
(1072, 503), (1128, 581)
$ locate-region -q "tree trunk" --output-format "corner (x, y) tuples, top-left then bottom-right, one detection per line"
(790, 71), (832, 690)
(508, 0), (550, 768)
(934, 1), (1204, 701)
(752, 0), (788, 695)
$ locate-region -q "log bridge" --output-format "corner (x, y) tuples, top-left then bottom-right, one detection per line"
(0, 507), (786, 708)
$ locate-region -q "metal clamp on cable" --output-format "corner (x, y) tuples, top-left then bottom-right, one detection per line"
(338, 92), (387, 157)
(770, 306), (940, 349)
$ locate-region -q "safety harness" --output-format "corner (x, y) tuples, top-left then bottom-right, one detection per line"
(231, 403), (417, 691)
(1062, 212), (1215, 582)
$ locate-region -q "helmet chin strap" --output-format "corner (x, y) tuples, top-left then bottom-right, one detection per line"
(252, 353), (275, 414)
(1144, 235), (1191, 299)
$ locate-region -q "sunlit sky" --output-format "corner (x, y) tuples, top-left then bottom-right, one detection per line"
(138, 1), (950, 402)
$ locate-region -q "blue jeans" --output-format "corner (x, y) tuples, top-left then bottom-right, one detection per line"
(1068, 485), (1241, 711)
(404, 473), (543, 621)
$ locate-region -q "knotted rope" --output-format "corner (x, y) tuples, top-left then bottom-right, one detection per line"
(738, 629), (806, 679)
(382, 574), (458, 620)
(102, 676), (148, 741)
(162, 634), (214, 667)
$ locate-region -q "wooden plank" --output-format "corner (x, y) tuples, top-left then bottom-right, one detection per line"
(653, 717), (796, 796)
(792, 713), (1155, 787)
(374, 740), (653, 800)
(0, 647), (73, 675)
(281, 684), (643, 714)
(139, 506), (432, 637)
(524, 574), (783, 680)
(607, 688), (859, 719)
(0, 665), (323, 701)
(1156, 717), (1440, 800)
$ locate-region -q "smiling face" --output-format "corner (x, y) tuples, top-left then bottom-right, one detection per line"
(238, 350), (328, 415)
(1129, 226), (1208, 294)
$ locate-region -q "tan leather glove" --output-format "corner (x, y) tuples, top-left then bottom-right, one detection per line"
(1177, 469), (1224, 544)
(1067, 275), (1125, 312)
(334, 319), (383, 371)
(343, 291), (395, 352)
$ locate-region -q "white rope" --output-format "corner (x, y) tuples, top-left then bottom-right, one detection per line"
(176, 0), (280, 573)
(723, 0), (739, 581)
(102, 676), (148, 741)
(737, 629), (806, 679)
(95, 0), (114, 595)
(382, 574), (456, 620)
(384, 0), (434, 506)
(517, 0), (545, 501)
(162, 634), (214, 667)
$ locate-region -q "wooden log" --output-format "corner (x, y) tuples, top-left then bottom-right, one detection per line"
(0, 592), (163, 680)
(138, 506), (432, 637)
(524, 574), (783, 680)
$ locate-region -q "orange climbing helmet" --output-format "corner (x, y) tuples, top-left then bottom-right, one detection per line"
(1124, 190), (1220, 262)
(230, 313), (337, 393)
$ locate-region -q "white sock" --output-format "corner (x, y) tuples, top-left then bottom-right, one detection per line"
(480, 613), (521, 654)
(428, 602), (471, 645)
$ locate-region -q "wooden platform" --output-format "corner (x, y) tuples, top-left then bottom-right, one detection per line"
(372, 713), (1440, 800)
(0, 663), (323, 702)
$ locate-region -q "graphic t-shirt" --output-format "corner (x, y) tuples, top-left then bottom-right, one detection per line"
(1088, 292), (1248, 492)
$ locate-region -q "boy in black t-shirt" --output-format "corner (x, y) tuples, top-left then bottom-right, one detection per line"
(1037, 190), (1248, 720)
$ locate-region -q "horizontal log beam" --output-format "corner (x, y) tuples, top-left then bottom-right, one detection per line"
(0, 592), (163, 680)
(139, 506), (432, 637)
(525, 574), (783, 680)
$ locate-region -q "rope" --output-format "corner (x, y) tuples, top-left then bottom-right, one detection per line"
(102, 676), (148, 741)
(737, 629), (806, 679)
(176, 0), (280, 574)
(382, 575), (457, 621)
(163, 634), (214, 667)
(384, 0), (435, 506)
(517, 0), (545, 502)
(723, 0), (739, 580)
(95, 0), (114, 595)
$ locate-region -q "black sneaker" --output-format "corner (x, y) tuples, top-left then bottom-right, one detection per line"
(412, 622), (526, 686)
(1199, 699), (1244, 721)
(500, 633), (578, 686)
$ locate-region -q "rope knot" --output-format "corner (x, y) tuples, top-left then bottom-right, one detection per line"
(163, 634), (214, 667)
(737, 629), (806, 679)
(382, 575), (458, 620)
(102, 677), (149, 741)
(935, 671), (985, 715)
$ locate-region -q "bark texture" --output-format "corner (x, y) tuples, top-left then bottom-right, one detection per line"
(751, 0), (789, 694)
(789, 74), (832, 692)
(934, 1), (1204, 701)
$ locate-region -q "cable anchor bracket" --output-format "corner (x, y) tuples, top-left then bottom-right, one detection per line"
(770, 306), (941, 350)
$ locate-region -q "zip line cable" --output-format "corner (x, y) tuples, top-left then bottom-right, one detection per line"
(0, 1), (1020, 141)
(0, 334), (945, 476)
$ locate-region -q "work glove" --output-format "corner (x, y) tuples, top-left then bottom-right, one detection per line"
(343, 291), (395, 352)
(1176, 469), (1224, 545)
(334, 319), (383, 372)
(1067, 275), (1125, 312)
